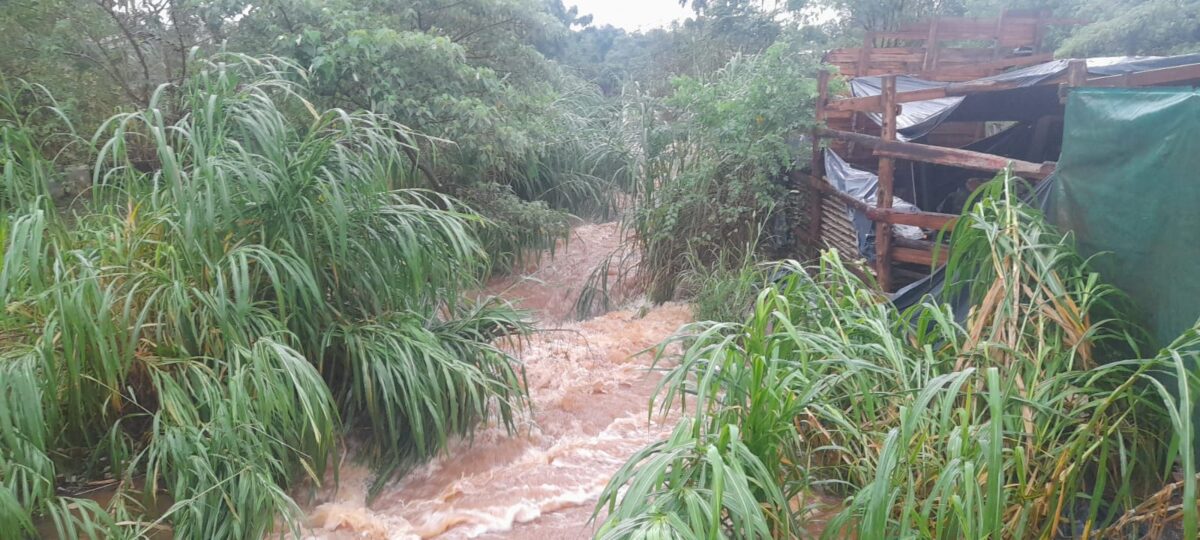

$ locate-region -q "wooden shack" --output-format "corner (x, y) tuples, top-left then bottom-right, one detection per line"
(802, 10), (1200, 291)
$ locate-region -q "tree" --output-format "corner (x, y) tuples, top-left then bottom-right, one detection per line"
(1057, 0), (1200, 56)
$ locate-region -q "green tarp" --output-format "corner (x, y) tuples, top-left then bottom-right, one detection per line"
(1046, 88), (1200, 349)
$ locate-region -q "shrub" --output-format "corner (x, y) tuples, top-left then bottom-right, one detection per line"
(627, 38), (829, 302)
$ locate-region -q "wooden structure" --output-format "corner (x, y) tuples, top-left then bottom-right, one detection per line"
(826, 10), (1073, 79)
(822, 10), (1076, 158)
(806, 12), (1200, 291)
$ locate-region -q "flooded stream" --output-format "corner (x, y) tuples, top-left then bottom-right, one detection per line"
(302, 222), (690, 539)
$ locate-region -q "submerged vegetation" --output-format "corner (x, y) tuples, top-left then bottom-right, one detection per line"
(597, 176), (1200, 538)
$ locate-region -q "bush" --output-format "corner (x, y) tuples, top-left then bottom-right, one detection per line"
(627, 37), (829, 302)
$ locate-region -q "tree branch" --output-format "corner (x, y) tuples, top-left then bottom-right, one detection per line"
(93, 0), (153, 103)
(75, 22), (146, 104)
(450, 18), (517, 44)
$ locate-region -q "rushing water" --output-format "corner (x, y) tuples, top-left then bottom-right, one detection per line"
(302, 222), (690, 539)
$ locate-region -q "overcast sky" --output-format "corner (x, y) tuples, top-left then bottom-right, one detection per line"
(567, 0), (693, 30)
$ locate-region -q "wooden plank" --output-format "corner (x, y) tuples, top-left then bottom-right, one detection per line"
(868, 208), (958, 231)
(893, 246), (948, 266)
(874, 146), (1055, 180)
(826, 61), (1056, 114)
(875, 30), (931, 42)
(951, 51), (1053, 72)
(1086, 63), (1200, 88)
(807, 173), (872, 213)
(875, 75), (898, 291)
(817, 128), (1057, 180)
(826, 88), (949, 113)
(938, 48), (1006, 61)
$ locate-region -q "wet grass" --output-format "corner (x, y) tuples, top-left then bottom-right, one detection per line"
(1, 56), (531, 537)
(597, 173), (1199, 539)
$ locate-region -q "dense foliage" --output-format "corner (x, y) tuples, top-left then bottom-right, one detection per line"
(0, 0), (634, 270)
(625, 38), (829, 302)
(1, 57), (532, 538)
(597, 176), (1200, 538)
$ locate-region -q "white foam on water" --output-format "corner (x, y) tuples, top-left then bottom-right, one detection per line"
(300, 223), (689, 540)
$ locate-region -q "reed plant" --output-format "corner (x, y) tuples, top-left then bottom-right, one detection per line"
(1, 55), (529, 538)
(597, 173), (1198, 539)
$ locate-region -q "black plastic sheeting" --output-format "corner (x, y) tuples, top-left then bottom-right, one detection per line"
(849, 76), (964, 141)
(823, 149), (925, 262)
(906, 120), (1059, 210)
(850, 54), (1200, 140)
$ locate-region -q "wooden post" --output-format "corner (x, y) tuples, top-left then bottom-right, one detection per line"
(1032, 9), (1049, 53)
(1061, 58), (1088, 103)
(808, 70), (830, 245)
(812, 70), (829, 173)
(856, 32), (875, 77)
(875, 75), (898, 291)
(991, 10), (1008, 62)
(923, 19), (942, 73)
(1066, 58), (1088, 86)
(1028, 115), (1056, 163)
(849, 32), (874, 159)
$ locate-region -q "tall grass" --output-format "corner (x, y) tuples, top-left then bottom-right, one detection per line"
(619, 42), (827, 303)
(597, 173), (1199, 538)
(676, 237), (767, 324)
(1, 55), (529, 537)
(1, 79), (74, 214)
(499, 78), (635, 222)
(455, 78), (635, 276)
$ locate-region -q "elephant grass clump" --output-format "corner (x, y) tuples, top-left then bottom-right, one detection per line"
(598, 174), (1198, 539)
(1, 56), (530, 538)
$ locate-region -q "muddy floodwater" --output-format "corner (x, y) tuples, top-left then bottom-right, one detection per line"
(302, 222), (690, 539)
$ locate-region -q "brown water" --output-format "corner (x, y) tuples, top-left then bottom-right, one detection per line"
(302, 222), (690, 540)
